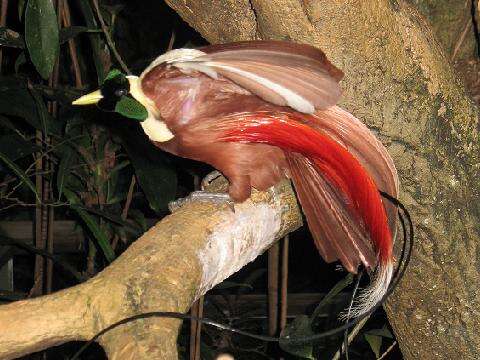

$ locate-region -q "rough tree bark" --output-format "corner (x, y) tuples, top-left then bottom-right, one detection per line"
(162, 0), (480, 359)
(0, 179), (302, 359)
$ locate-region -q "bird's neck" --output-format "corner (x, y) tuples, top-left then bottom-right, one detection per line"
(126, 75), (174, 142)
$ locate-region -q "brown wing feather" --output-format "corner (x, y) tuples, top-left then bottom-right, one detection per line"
(196, 60), (341, 110)
(285, 107), (399, 272)
(304, 107), (399, 236)
(164, 41), (344, 112)
(200, 41), (344, 81)
(287, 152), (376, 272)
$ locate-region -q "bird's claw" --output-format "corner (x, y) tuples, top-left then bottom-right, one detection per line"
(168, 191), (235, 213)
(201, 170), (223, 190)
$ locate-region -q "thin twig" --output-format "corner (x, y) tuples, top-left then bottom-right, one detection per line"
(0, 0), (9, 72)
(63, 0), (83, 87)
(331, 316), (370, 360)
(167, 29), (176, 51)
(194, 296), (204, 360)
(0, 175), (17, 188)
(0, 198), (70, 212)
(189, 300), (199, 360)
(68, 154), (128, 172)
(33, 130), (44, 297)
(28, 272), (44, 298)
(279, 236), (289, 331)
(91, 0), (130, 74)
(121, 176), (136, 220)
(111, 175), (136, 250)
(267, 242), (280, 336)
(378, 340), (397, 360)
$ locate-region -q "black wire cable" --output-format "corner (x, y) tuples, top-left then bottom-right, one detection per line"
(343, 269), (364, 360)
(70, 192), (413, 360)
(341, 193), (410, 359)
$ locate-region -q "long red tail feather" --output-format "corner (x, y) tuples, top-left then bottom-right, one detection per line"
(218, 111), (393, 270)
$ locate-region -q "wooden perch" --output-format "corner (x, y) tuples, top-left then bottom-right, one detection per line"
(162, 1), (480, 359)
(0, 178), (302, 360)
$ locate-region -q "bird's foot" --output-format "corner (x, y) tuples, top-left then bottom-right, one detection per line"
(168, 191), (235, 213)
(201, 170), (223, 190)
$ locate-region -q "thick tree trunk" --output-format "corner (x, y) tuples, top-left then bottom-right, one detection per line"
(0, 179), (302, 360)
(163, 1), (480, 359)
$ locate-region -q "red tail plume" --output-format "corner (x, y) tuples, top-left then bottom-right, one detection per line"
(218, 111), (393, 268)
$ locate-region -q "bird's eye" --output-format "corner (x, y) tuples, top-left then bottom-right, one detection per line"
(115, 88), (128, 97)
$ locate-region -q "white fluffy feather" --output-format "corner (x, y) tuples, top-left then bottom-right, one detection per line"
(341, 260), (394, 320)
(141, 48), (206, 78)
(202, 62), (315, 114)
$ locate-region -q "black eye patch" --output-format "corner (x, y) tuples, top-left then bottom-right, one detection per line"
(98, 76), (130, 112)
(115, 88), (128, 97)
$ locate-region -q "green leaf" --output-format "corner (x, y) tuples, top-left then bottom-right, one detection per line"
(0, 246), (15, 269)
(213, 281), (253, 291)
(0, 79), (41, 129)
(237, 268), (266, 295)
(29, 87), (60, 135)
(115, 96), (148, 121)
(59, 26), (90, 45)
(15, 52), (27, 73)
(102, 4), (125, 16)
(311, 273), (353, 320)
(0, 134), (39, 161)
(105, 194), (125, 205)
(18, 0), (26, 20)
(107, 160), (129, 180)
(128, 209), (148, 232)
(77, 0), (109, 83)
(56, 145), (75, 200)
(30, 87), (51, 135)
(365, 334), (382, 359)
(0, 150), (39, 201)
(121, 127), (177, 212)
(105, 68), (122, 82)
(79, 206), (141, 234)
(365, 326), (393, 339)
(0, 115), (18, 131)
(279, 315), (314, 359)
(63, 188), (115, 262)
(25, 0), (59, 79)
(106, 160), (130, 204)
(0, 27), (25, 48)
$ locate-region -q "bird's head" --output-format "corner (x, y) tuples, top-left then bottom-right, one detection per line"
(72, 69), (148, 121)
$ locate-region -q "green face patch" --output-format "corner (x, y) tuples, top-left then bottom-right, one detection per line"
(98, 69), (148, 122)
(103, 69), (123, 82)
(115, 96), (148, 120)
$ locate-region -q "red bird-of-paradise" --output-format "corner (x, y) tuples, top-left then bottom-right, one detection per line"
(73, 40), (400, 317)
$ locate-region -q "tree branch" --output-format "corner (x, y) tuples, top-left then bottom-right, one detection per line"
(0, 178), (302, 360)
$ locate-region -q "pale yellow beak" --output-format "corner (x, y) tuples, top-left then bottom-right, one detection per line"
(72, 89), (103, 105)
